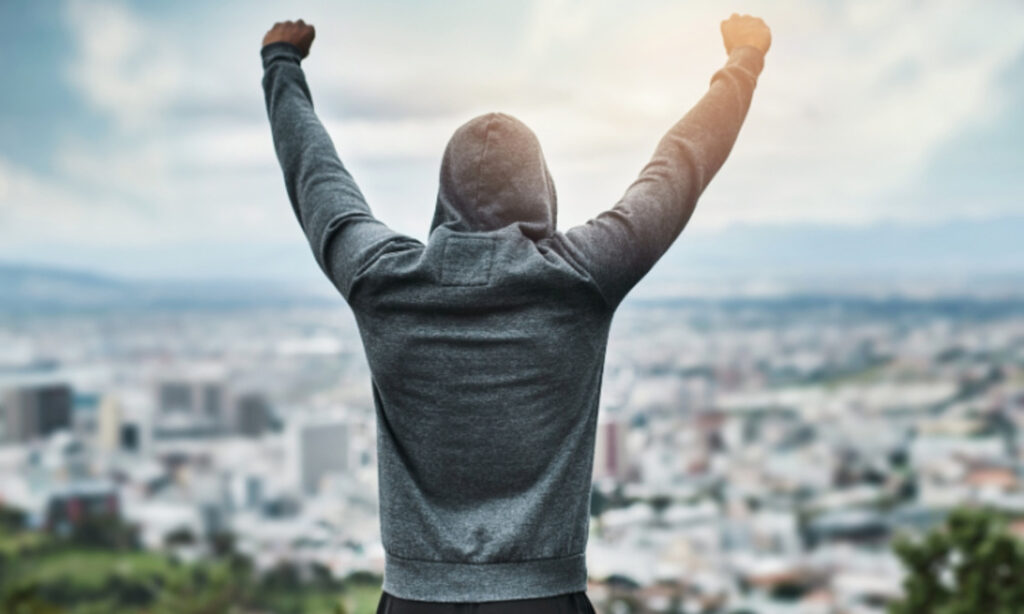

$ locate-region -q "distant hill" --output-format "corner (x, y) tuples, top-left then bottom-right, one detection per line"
(659, 215), (1024, 279)
(5, 212), (1024, 315)
(0, 263), (339, 313)
(636, 215), (1024, 300)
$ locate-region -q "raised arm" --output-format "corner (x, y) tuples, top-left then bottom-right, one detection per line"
(261, 20), (421, 301)
(562, 14), (771, 308)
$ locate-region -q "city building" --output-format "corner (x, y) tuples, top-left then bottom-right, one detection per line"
(1, 376), (72, 443)
(285, 409), (353, 495)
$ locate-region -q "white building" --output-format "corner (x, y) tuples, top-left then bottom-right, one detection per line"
(285, 409), (354, 495)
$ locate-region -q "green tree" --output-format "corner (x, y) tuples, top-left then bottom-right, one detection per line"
(71, 513), (138, 550)
(151, 562), (251, 614)
(889, 506), (1024, 614)
(0, 505), (26, 531)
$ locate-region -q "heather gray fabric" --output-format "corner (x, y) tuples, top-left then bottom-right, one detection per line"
(262, 40), (765, 602)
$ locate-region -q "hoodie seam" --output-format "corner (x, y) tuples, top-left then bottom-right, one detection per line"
(545, 234), (618, 311)
(440, 235), (494, 286)
(472, 116), (495, 220)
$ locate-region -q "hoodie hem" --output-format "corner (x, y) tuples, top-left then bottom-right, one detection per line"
(381, 550), (588, 602)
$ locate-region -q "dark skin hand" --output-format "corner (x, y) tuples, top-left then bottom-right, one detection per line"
(721, 13), (771, 55)
(263, 19), (316, 58)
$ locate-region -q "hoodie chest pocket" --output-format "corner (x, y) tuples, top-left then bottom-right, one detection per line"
(440, 236), (494, 286)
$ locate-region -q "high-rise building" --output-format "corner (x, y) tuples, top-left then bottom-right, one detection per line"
(96, 394), (122, 452)
(1, 382), (72, 443)
(72, 392), (100, 441)
(286, 410), (352, 495)
(157, 380), (225, 421)
(153, 365), (229, 439)
(232, 392), (273, 437)
(592, 416), (630, 483)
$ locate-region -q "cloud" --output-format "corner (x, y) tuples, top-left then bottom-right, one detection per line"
(1, 0), (1022, 279)
(64, 0), (185, 130)
(665, 0), (1024, 229)
(0, 157), (153, 247)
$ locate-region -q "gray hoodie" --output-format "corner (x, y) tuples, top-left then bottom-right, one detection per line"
(262, 40), (764, 602)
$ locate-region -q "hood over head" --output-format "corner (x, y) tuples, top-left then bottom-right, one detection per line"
(430, 112), (557, 241)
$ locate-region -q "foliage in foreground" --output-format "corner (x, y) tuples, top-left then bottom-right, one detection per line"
(9, 503), (1024, 613)
(889, 505), (1024, 614)
(0, 507), (382, 614)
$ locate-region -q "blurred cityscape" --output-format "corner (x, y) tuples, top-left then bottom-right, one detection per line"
(3, 267), (1024, 613)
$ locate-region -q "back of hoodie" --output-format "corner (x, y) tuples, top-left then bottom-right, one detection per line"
(262, 40), (764, 602)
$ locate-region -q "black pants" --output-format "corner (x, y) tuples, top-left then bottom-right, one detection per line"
(376, 590), (597, 614)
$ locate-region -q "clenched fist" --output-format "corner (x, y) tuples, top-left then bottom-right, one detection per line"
(721, 13), (771, 55)
(262, 19), (316, 58)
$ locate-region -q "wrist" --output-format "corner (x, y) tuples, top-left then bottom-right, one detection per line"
(730, 43), (766, 56)
(261, 41), (304, 69)
(726, 44), (765, 76)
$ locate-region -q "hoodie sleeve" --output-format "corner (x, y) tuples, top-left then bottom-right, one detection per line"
(562, 45), (765, 308)
(261, 41), (421, 301)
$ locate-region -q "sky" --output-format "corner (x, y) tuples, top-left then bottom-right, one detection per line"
(1, 0), (1022, 287)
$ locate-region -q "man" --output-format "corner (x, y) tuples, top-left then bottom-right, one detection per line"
(261, 13), (769, 613)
